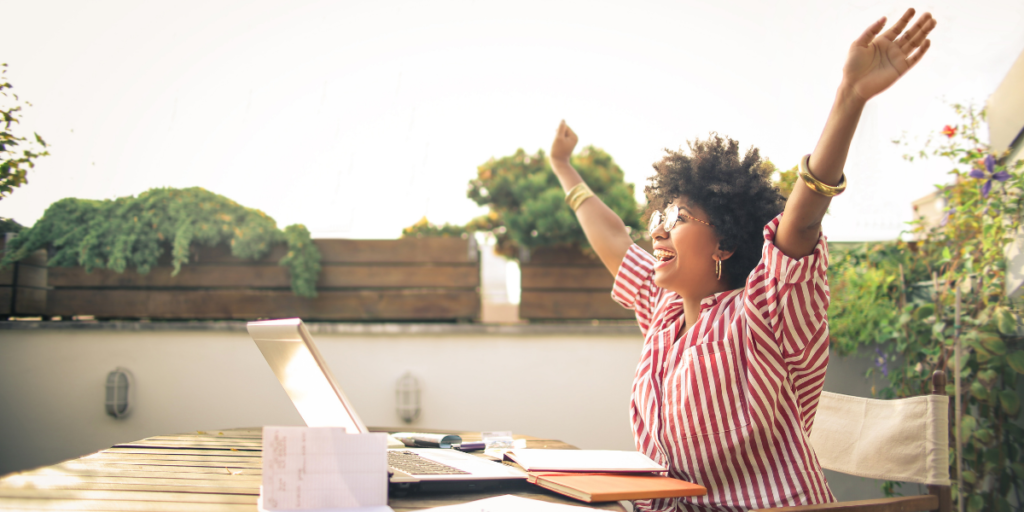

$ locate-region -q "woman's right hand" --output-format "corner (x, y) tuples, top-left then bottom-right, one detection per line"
(545, 119), (632, 277)
(550, 120), (578, 164)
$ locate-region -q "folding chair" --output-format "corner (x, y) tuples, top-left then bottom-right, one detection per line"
(755, 371), (952, 512)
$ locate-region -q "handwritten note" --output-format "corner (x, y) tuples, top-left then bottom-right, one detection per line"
(261, 427), (391, 512)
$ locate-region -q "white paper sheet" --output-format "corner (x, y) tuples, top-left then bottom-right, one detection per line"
(261, 427), (391, 511)
(420, 494), (602, 511)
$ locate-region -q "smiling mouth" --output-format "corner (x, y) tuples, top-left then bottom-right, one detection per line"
(654, 249), (676, 262)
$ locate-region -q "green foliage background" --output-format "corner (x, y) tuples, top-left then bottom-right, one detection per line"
(1, 62), (49, 230)
(465, 146), (642, 260)
(828, 105), (1024, 511)
(401, 217), (471, 239)
(0, 187), (322, 297)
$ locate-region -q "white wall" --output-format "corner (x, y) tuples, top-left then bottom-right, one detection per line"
(0, 327), (642, 475)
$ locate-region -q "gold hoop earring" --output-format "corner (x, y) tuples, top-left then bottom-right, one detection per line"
(715, 258), (722, 280)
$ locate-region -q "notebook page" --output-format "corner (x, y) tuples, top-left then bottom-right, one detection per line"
(504, 449), (666, 472)
(262, 427), (389, 511)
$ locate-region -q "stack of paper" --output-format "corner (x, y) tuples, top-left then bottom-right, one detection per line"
(260, 426), (393, 512)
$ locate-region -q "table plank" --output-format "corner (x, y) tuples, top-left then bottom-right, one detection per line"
(104, 449), (260, 458)
(73, 459), (262, 470)
(8, 469), (260, 483)
(117, 441), (263, 449)
(0, 498), (255, 511)
(0, 489), (256, 504)
(134, 435), (264, 442)
(0, 483), (258, 496)
(46, 462), (260, 477)
(83, 454), (263, 466)
(1, 475), (259, 491)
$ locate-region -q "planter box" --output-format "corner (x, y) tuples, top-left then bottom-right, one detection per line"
(42, 238), (480, 321)
(0, 235), (48, 317)
(519, 241), (652, 321)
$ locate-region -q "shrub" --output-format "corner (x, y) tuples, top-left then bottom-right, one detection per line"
(0, 187), (322, 297)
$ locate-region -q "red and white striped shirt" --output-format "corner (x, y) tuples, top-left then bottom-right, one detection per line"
(612, 213), (835, 511)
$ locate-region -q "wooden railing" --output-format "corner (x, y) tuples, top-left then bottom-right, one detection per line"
(3, 237), (480, 322)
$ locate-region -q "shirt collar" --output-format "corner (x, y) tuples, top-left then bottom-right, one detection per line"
(700, 289), (739, 310)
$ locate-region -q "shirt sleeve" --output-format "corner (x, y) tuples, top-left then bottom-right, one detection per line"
(612, 244), (663, 336)
(745, 213), (831, 433)
(746, 213), (830, 354)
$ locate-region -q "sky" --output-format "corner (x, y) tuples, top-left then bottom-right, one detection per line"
(1, 0), (1023, 241)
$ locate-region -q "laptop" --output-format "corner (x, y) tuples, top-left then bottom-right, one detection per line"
(246, 318), (528, 492)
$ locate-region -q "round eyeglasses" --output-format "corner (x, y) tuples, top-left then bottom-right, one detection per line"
(648, 204), (714, 235)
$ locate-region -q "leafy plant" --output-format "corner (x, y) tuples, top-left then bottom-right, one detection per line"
(829, 104), (1024, 510)
(1, 63), (48, 200)
(772, 161), (799, 199)
(0, 187), (322, 297)
(466, 146), (642, 260)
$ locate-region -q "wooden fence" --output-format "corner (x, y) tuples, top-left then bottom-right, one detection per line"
(519, 241), (652, 321)
(3, 237), (480, 322)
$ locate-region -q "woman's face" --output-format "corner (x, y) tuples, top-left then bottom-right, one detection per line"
(650, 197), (724, 297)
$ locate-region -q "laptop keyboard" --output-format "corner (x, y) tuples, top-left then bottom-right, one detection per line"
(388, 450), (471, 475)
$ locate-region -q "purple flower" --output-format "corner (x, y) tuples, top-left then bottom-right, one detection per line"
(939, 206), (955, 227)
(969, 154), (1010, 198)
(874, 347), (889, 378)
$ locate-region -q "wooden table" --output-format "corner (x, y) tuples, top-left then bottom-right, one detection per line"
(0, 428), (626, 511)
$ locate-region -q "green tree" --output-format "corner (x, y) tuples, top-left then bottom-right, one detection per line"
(0, 63), (48, 201)
(0, 187), (322, 298)
(829, 104), (1024, 510)
(401, 217), (470, 239)
(466, 146), (642, 260)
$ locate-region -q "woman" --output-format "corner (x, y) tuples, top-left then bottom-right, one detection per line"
(549, 9), (936, 511)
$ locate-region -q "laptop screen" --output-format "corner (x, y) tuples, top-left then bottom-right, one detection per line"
(247, 318), (367, 434)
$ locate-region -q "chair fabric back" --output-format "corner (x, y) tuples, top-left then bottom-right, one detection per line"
(809, 391), (950, 486)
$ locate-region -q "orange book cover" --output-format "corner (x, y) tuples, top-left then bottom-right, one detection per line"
(527, 472), (706, 503)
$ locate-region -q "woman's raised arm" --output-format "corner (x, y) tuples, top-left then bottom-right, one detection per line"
(776, 8), (936, 259)
(550, 120), (634, 276)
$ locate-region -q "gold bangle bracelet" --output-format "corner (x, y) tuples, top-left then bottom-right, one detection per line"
(565, 182), (595, 211)
(798, 154), (847, 197)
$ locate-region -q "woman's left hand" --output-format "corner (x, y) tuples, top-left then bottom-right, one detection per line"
(843, 8), (936, 102)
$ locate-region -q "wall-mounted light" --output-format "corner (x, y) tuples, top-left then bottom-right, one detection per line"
(105, 367), (134, 419)
(395, 372), (420, 424)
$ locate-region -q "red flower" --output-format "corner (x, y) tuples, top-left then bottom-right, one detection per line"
(942, 125), (957, 138)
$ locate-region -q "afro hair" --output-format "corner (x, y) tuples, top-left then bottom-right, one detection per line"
(645, 134), (786, 289)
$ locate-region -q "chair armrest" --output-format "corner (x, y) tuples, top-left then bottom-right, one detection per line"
(752, 495), (938, 512)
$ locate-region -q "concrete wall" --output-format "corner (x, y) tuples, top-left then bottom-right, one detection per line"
(0, 322), (890, 500)
(0, 324), (642, 474)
